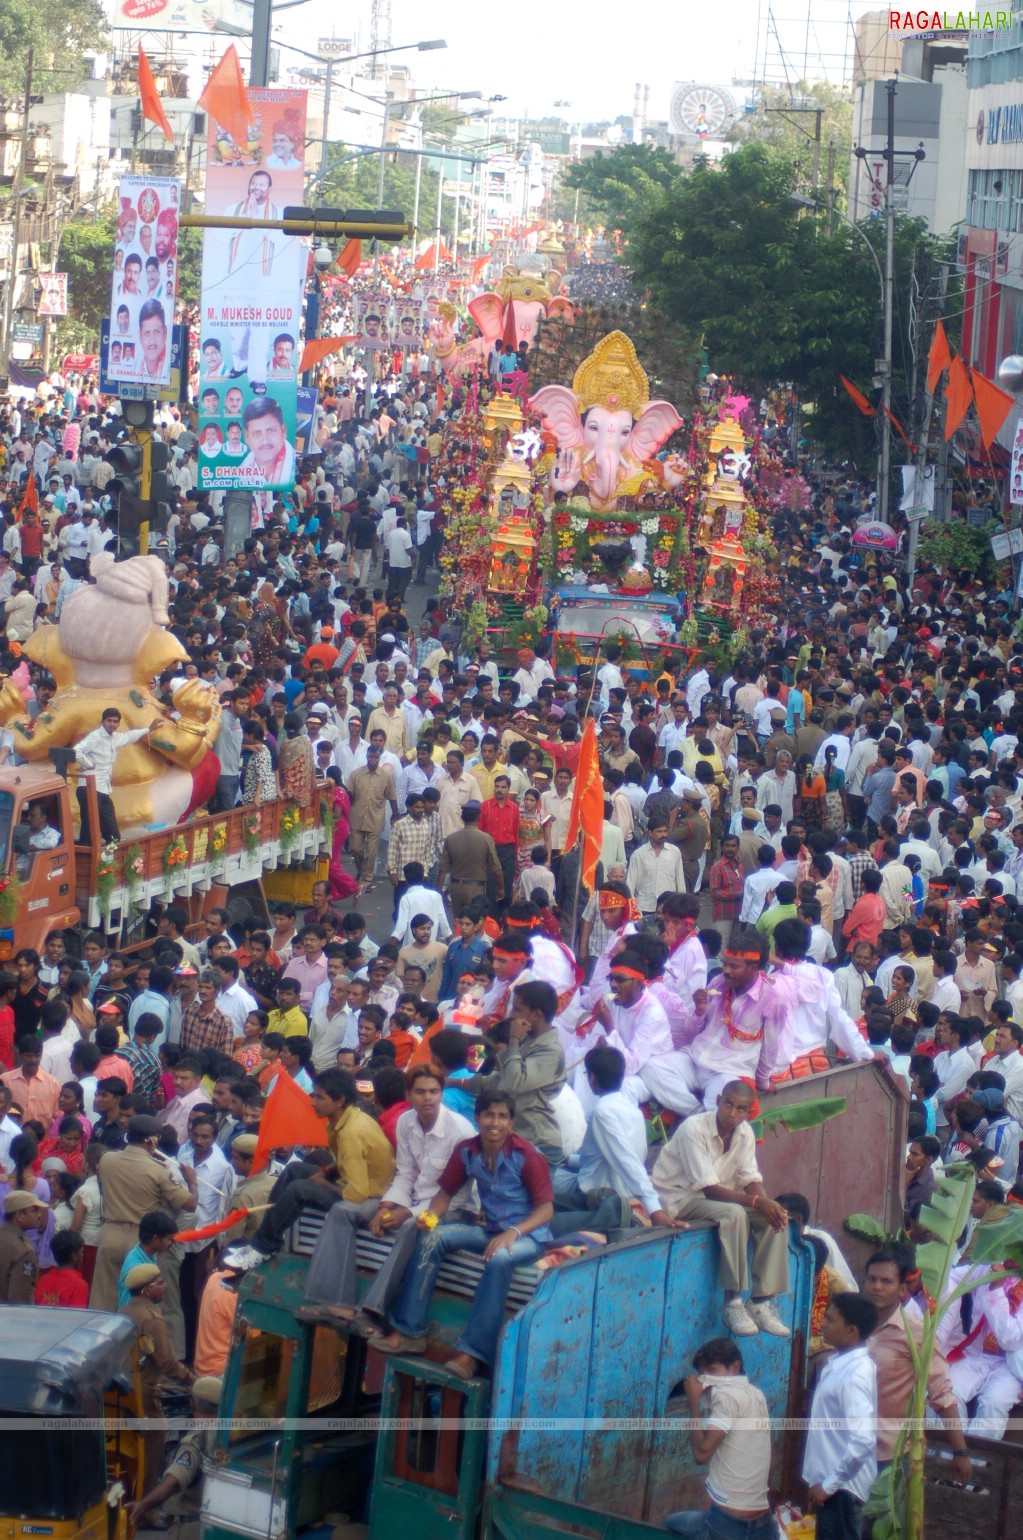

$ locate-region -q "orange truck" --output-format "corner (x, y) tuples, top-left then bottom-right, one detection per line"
(0, 765), (331, 956)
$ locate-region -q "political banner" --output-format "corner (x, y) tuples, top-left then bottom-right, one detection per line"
(1011, 415), (1023, 508)
(394, 297), (423, 350)
(108, 174), (180, 387)
(198, 88), (306, 494)
(101, 320), (188, 403)
(37, 273), (68, 317)
(111, 0), (251, 31)
(295, 386), (319, 458)
(354, 291), (393, 348)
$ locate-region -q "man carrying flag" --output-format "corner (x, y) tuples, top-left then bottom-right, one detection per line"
(223, 1068), (394, 1270)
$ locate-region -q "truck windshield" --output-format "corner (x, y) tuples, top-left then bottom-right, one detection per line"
(229, 1328), (296, 1441)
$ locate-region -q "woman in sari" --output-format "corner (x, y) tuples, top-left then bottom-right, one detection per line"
(277, 712), (315, 808)
(325, 767), (358, 900)
(250, 581), (289, 674)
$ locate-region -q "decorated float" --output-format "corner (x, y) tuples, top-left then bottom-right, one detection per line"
(436, 327), (781, 675)
(428, 254), (576, 380)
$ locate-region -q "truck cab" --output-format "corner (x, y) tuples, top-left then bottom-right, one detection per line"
(202, 1224), (814, 1540)
(0, 765), (80, 954)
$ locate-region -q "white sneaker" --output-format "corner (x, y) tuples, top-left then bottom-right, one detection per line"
(745, 1299), (791, 1337)
(221, 1244), (269, 1272)
(722, 1298), (759, 1336)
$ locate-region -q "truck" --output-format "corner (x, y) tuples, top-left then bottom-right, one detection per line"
(0, 765), (332, 957)
(197, 1061), (908, 1540)
(545, 584), (688, 682)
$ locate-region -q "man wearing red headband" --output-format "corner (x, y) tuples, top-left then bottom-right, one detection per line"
(770, 918), (876, 1083)
(478, 932), (535, 1029)
(674, 930), (795, 1107)
(504, 901), (582, 1011)
(581, 882), (641, 1007)
(594, 951), (701, 1116)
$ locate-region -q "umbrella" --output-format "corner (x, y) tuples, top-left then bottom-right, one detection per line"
(851, 521), (898, 550)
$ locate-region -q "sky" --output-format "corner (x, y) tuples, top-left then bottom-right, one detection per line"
(294, 0), (881, 126)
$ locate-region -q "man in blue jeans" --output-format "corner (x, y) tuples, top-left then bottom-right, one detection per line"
(373, 1088), (553, 1379)
(663, 1336), (774, 1540)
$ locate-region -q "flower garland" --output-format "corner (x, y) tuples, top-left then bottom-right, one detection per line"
(123, 843), (145, 908)
(321, 792), (338, 852)
(279, 802), (302, 857)
(96, 840), (121, 923)
(162, 835), (188, 894)
(244, 811), (262, 859)
(0, 870), (22, 930)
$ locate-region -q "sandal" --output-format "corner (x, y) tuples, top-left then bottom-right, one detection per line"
(351, 1313), (384, 1339)
(295, 1304), (357, 1326)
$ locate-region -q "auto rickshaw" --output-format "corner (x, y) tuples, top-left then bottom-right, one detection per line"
(0, 1307), (143, 1540)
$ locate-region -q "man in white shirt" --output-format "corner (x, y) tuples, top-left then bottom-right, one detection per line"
(626, 823), (686, 918)
(933, 1017), (977, 1130)
(211, 958), (258, 1034)
(739, 847), (781, 925)
(74, 708), (159, 844)
(802, 1294), (878, 1533)
(385, 516), (414, 599)
(832, 942), (877, 1020)
(812, 717), (855, 772)
(390, 874), (452, 947)
(902, 818), (941, 882)
(298, 1065), (475, 1326)
(990, 1021), (1023, 1125)
(755, 751), (797, 822)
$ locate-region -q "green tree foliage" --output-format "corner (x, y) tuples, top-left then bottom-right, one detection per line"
(628, 143), (951, 457)
(728, 81), (853, 205)
(0, 0), (107, 96)
(531, 302), (700, 427)
(563, 144), (678, 234)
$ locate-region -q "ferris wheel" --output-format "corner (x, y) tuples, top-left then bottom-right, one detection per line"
(669, 83), (737, 140)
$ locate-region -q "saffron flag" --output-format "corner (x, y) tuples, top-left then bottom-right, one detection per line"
(564, 717), (605, 892)
(944, 354), (974, 441)
(502, 299), (519, 350)
(926, 319), (952, 395)
(174, 1208), (250, 1245)
(298, 335), (356, 374)
(138, 45), (173, 144)
(971, 368), (1016, 450)
(16, 474), (37, 524)
(470, 253), (491, 285)
(197, 44), (253, 154)
(337, 239), (362, 278)
(883, 406), (916, 453)
(251, 1069), (329, 1174)
(414, 241), (453, 271)
(840, 376), (875, 417)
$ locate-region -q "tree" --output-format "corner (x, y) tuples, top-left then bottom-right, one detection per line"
(628, 142), (950, 459)
(563, 144), (678, 234)
(728, 81), (853, 206)
(318, 146), (444, 242)
(0, 0), (107, 97)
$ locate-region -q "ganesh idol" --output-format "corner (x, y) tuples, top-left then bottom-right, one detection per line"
(0, 554), (221, 835)
(531, 330), (686, 512)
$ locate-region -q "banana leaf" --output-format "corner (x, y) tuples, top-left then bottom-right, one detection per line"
(915, 1167), (977, 1300)
(969, 1206), (1023, 1272)
(844, 1213), (904, 1247)
(750, 1095), (847, 1140)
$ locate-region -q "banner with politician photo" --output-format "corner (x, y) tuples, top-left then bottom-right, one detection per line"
(354, 292), (393, 348)
(108, 174), (180, 386)
(198, 88), (307, 493)
(394, 298), (423, 350)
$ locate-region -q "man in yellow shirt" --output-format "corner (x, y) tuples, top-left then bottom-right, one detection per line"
(223, 1069), (395, 1267)
(266, 978), (309, 1038)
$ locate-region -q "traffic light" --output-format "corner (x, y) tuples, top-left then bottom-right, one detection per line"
(104, 440), (144, 504)
(150, 440), (173, 538)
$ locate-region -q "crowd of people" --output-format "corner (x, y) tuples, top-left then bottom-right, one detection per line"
(0, 263), (1022, 1534)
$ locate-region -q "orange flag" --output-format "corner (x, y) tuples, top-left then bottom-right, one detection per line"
(251, 1070), (329, 1174)
(926, 319), (952, 395)
(337, 239), (362, 278)
(944, 354), (973, 441)
(16, 474), (37, 524)
(138, 45), (173, 144)
(298, 335), (355, 373)
(840, 376), (875, 417)
(971, 368), (1016, 449)
(564, 717), (605, 891)
(197, 44), (253, 153)
(470, 253), (491, 285)
(883, 406), (916, 452)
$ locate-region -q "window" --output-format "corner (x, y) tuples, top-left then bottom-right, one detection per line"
(229, 1328), (296, 1440)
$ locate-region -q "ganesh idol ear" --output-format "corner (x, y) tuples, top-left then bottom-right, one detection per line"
(468, 292), (504, 342)
(629, 399), (684, 464)
(546, 297), (576, 324)
(529, 385), (584, 448)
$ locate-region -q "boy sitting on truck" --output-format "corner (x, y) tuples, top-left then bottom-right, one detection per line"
(372, 1088), (554, 1380)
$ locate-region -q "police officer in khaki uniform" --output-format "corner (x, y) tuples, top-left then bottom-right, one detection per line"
(121, 1263), (195, 1490)
(0, 1190), (45, 1301)
(229, 1132), (276, 1242)
(124, 1376), (222, 1538)
(91, 1114), (198, 1313)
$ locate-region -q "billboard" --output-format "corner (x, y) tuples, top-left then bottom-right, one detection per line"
(37, 273), (68, 317)
(393, 297), (423, 350)
(353, 290), (393, 347)
(100, 320), (188, 403)
(111, 0), (252, 31)
(108, 174), (180, 387)
(1012, 415), (1023, 508)
(198, 88), (307, 494)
